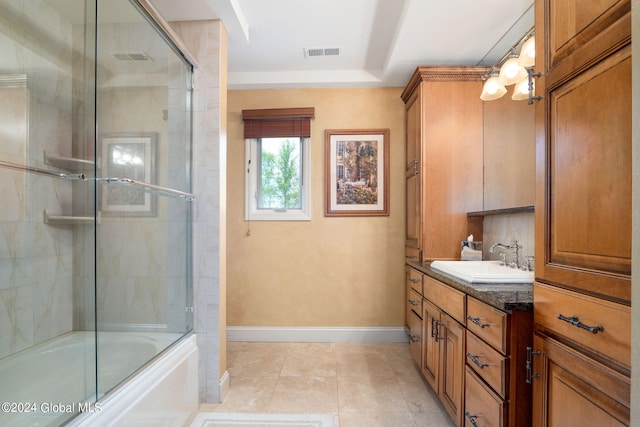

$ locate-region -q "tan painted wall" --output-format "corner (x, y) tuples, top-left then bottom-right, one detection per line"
(227, 87), (406, 327)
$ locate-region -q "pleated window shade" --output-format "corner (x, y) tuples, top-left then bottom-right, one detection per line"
(242, 107), (315, 138)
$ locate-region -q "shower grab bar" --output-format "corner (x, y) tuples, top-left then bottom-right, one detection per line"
(99, 177), (195, 201)
(0, 159), (86, 180)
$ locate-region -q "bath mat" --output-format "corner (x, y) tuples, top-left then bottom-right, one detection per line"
(190, 412), (337, 427)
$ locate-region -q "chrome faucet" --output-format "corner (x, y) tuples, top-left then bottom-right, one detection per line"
(489, 240), (521, 268)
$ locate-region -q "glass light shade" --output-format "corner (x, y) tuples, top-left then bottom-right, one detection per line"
(517, 36), (535, 67)
(498, 57), (528, 86)
(480, 77), (507, 101)
(511, 77), (531, 100)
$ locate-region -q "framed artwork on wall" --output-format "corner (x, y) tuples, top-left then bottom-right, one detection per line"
(100, 133), (157, 216)
(325, 128), (390, 216)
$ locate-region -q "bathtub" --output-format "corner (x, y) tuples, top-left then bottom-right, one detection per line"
(0, 331), (198, 426)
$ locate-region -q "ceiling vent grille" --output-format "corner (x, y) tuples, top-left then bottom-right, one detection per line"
(114, 52), (152, 61)
(304, 47), (341, 58)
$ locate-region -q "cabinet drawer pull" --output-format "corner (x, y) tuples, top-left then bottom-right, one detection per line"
(408, 299), (420, 307)
(557, 314), (604, 334)
(466, 352), (490, 369)
(408, 334), (420, 343)
(467, 315), (490, 329)
(464, 411), (479, 427)
(409, 278), (421, 284)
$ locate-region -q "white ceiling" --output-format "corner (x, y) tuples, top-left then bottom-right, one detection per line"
(149, 0), (534, 90)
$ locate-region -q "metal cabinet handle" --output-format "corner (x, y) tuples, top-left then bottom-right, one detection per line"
(467, 315), (490, 329)
(526, 346), (541, 384)
(557, 314), (604, 334)
(409, 278), (421, 284)
(408, 299), (420, 307)
(464, 411), (479, 427)
(466, 352), (490, 369)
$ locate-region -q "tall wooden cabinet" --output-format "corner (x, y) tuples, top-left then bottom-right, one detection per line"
(402, 67), (487, 263)
(531, 0), (631, 425)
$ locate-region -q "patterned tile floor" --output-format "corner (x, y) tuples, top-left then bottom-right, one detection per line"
(195, 342), (453, 427)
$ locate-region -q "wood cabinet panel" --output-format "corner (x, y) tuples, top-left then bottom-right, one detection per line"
(535, 0), (632, 303)
(466, 297), (508, 354)
(439, 312), (465, 426)
(547, 0), (629, 67)
(466, 331), (507, 399)
(531, 334), (629, 427)
(407, 309), (422, 368)
(401, 67), (486, 261)
(424, 275), (466, 324)
(422, 298), (440, 392)
(465, 366), (505, 427)
(533, 283), (630, 370)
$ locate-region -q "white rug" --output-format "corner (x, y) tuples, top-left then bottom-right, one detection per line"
(190, 412), (338, 427)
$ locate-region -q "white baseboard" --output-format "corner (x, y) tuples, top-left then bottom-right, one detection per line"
(226, 326), (409, 343)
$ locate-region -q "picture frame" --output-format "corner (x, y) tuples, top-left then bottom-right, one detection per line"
(325, 129), (390, 216)
(100, 133), (157, 216)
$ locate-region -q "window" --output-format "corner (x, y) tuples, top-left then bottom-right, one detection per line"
(243, 108), (314, 221)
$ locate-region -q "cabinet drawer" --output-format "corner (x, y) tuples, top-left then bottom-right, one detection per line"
(405, 246), (421, 264)
(406, 286), (422, 319)
(466, 331), (507, 399)
(406, 267), (423, 295)
(407, 309), (422, 367)
(423, 275), (466, 324)
(464, 366), (505, 427)
(534, 282), (631, 369)
(467, 297), (508, 354)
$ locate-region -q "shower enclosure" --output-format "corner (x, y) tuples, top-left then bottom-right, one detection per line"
(0, 0), (195, 425)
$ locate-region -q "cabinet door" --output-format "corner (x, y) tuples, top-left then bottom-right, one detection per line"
(531, 334), (629, 427)
(422, 299), (440, 392)
(535, 0), (631, 303)
(405, 91), (421, 249)
(439, 312), (465, 427)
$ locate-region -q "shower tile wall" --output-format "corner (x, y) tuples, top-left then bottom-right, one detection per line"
(0, 0), (75, 359)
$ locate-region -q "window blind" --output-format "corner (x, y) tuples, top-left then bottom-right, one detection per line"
(242, 107), (315, 138)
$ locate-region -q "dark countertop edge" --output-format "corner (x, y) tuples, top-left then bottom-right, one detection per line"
(408, 261), (533, 312)
(467, 205), (534, 217)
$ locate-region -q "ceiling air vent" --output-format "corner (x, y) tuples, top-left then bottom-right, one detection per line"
(114, 52), (152, 61)
(304, 47), (341, 58)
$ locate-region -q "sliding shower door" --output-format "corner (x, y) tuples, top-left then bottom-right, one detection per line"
(0, 0), (98, 425)
(94, 0), (194, 398)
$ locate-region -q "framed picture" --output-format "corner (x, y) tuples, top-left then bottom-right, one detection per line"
(100, 133), (157, 216)
(325, 129), (389, 216)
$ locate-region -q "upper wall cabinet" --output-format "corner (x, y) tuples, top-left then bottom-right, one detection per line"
(483, 94), (535, 210)
(534, 0), (631, 304)
(402, 67), (487, 262)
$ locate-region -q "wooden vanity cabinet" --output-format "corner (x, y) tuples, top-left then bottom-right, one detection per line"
(532, 0), (631, 424)
(402, 67), (486, 262)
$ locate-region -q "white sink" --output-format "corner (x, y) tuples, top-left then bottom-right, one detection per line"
(430, 260), (534, 284)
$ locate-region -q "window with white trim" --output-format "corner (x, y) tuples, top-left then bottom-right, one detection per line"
(242, 108), (314, 221)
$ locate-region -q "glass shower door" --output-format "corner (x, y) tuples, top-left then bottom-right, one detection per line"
(94, 0), (194, 398)
(0, 0), (98, 425)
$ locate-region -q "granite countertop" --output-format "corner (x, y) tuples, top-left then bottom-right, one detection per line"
(408, 261), (533, 312)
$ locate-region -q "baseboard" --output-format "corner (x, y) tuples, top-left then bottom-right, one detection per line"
(226, 326), (408, 343)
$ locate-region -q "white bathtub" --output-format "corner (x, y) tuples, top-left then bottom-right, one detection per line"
(0, 331), (198, 426)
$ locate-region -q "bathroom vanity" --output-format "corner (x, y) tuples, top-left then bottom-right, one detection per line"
(406, 262), (532, 427)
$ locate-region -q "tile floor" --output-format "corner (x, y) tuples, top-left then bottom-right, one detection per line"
(195, 342), (454, 427)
